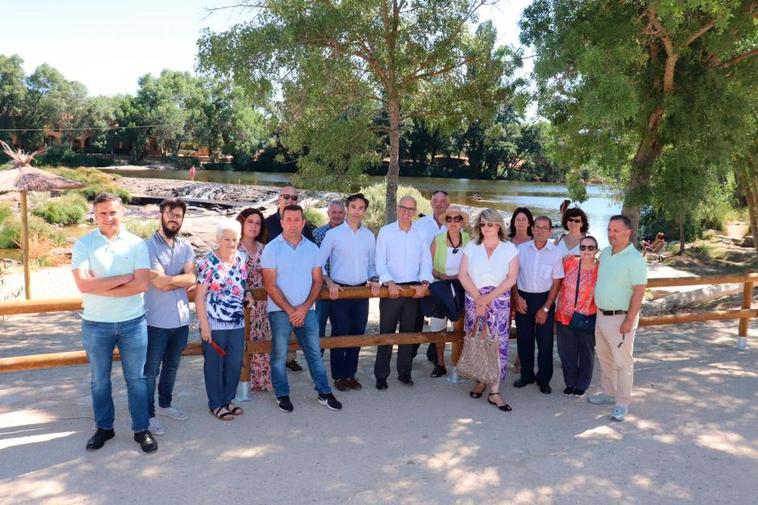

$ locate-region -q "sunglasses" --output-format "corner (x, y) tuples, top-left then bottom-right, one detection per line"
(281, 194), (298, 201)
(567, 217), (582, 223)
(479, 222), (498, 228)
(445, 215), (464, 223)
(579, 245), (596, 251)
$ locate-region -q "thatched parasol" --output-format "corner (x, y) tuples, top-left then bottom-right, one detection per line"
(0, 140), (85, 299)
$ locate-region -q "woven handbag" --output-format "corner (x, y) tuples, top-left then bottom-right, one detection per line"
(457, 319), (499, 384)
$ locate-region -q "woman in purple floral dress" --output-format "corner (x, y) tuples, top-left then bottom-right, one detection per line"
(237, 208), (273, 392)
(458, 209), (520, 411)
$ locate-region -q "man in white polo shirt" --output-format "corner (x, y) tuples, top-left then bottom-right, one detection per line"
(512, 215), (565, 394)
(71, 193), (156, 453)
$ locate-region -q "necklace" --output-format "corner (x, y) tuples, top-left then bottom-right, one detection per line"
(447, 231), (462, 254)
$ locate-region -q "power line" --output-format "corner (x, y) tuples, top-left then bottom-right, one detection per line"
(0, 124), (174, 133)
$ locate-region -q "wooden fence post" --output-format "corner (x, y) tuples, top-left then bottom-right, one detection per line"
(737, 274), (754, 351)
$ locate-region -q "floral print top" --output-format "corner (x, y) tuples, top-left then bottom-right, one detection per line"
(556, 256), (598, 326)
(196, 249), (248, 330)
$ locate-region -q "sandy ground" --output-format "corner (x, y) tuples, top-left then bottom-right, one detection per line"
(1, 265), (757, 504)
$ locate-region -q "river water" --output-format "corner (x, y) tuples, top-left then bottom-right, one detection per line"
(106, 169), (622, 247)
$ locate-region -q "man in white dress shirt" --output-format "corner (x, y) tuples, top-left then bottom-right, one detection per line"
(374, 196), (434, 389)
(320, 193), (380, 391)
(512, 215), (565, 394)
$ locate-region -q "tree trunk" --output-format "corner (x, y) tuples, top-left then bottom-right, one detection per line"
(678, 218), (686, 255)
(735, 163), (758, 256)
(385, 95), (401, 223)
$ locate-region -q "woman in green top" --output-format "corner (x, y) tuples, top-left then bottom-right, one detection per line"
(427, 206), (471, 377)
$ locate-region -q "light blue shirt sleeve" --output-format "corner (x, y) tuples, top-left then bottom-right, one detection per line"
(183, 242), (195, 270)
(553, 251), (565, 279)
(71, 238), (89, 271)
(375, 227), (391, 284)
(260, 241), (276, 269)
(147, 239), (161, 271)
(419, 239), (433, 283)
(367, 232), (377, 280)
(319, 230), (334, 276)
(134, 239), (151, 270)
(311, 243), (322, 270)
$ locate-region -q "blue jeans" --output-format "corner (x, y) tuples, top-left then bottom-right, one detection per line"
(81, 315), (149, 432)
(202, 328), (245, 410)
(144, 325), (189, 418)
(269, 310), (331, 397)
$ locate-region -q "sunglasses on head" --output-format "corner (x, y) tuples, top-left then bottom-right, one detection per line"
(445, 215), (464, 223)
(567, 217), (582, 223)
(479, 222), (498, 228)
(579, 245), (596, 251)
(281, 194), (298, 201)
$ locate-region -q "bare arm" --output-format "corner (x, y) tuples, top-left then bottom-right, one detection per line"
(620, 285), (646, 334)
(100, 269), (150, 297)
(151, 261), (197, 291)
(194, 283), (211, 342)
(72, 270), (133, 294)
(536, 277), (563, 325)
(302, 267), (323, 309)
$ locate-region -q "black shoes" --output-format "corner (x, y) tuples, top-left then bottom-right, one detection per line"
(318, 393), (343, 411)
(375, 378), (388, 390)
(513, 378), (535, 388)
(539, 384), (552, 394)
(286, 360), (304, 373)
(563, 386), (575, 396)
(86, 428), (114, 451)
(398, 376), (414, 386)
(572, 388), (586, 397)
(430, 366), (447, 378)
(277, 395), (294, 413)
(134, 430), (158, 453)
(487, 393), (513, 412)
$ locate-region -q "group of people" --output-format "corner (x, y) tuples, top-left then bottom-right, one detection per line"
(71, 185), (646, 455)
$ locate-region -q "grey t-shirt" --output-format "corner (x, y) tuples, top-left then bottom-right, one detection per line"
(144, 231), (195, 328)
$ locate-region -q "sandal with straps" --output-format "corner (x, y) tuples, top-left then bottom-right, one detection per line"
(226, 402), (244, 416)
(211, 405), (234, 421)
(487, 393), (512, 412)
(469, 382), (486, 399)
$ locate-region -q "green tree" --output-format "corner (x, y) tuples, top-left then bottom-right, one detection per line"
(0, 54), (27, 146)
(199, 2), (519, 221)
(521, 0), (758, 237)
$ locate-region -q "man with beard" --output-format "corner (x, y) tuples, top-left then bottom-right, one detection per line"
(143, 198), (197, 435)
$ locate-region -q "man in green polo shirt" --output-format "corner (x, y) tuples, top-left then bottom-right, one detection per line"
(590, 215), (647, 422)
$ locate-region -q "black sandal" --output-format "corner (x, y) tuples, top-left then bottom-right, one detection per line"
(487, 393), (512, 412)
(469, 382), (486, 399)
(211, 406), (234, 421)
(430, 366), (447, 378)
(226, 403), (243, 416)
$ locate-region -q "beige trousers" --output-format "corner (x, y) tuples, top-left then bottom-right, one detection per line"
(594, 312), (638, 406)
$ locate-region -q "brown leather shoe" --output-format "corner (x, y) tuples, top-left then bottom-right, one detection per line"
(346, 378), (363, 390)
(334, 378), (350, 391)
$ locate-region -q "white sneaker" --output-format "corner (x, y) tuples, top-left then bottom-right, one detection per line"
(157, 405), (188, 421)
(148, 417), (165, 436)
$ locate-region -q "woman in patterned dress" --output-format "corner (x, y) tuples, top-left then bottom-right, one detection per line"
(236, 208), (273, 392)
(195, 218), (249, 420)
(458, 209), (520, 411)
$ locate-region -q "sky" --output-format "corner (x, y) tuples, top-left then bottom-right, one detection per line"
(1, 0), (533, 97)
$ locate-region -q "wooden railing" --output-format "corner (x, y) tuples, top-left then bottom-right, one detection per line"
(0, 273), (755, 374)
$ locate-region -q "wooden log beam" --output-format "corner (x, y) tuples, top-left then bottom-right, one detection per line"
(646, 272), (758, 288)
(639, 308), (757, 326)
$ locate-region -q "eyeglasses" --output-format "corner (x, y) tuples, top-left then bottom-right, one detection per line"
(567, 218), (582, 223)
(533, 225), (551, 231)
(163, 211), (184, 220)
(445, 216), (464, 223)
(479, 222), (498, 228)
(398, 205), (416, 212)
(579, 245), (596, 251)
(281, 194), (298, 201)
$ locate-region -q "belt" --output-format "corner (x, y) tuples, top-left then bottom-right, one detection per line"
(334, 282), (367, 287)
(392, 281), (418, 286)
(599, 309), (627, 316)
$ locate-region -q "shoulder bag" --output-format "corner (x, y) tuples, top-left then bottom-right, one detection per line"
(458, 318), (500, 384)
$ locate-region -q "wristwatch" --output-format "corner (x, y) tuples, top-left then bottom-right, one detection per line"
(542, 306), (549, 313)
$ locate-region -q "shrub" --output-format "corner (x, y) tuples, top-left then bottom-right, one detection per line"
(32, 193), (89, 225)
(124, 218), (158, 239)
(304, 207), (327, 228)
(46, 167), (131, 202)
(38, 144), (112, 168)
(77, 182), (131, 203)
(0, 215), (66, 249)
(358, 181), (432, 232)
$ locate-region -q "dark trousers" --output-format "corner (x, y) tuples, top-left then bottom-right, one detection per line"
(316, 299), (330, 356)
(144, 325), (189, 418)
(515, 290), (555, 385)
(375, 298), (423, 380)
(202, 328), (244, 410)
(329, 298), (369, 379)
(556, 322), (595, 390)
